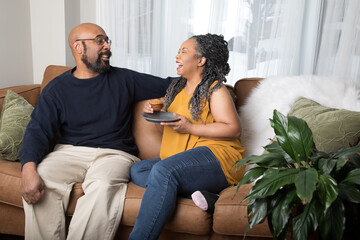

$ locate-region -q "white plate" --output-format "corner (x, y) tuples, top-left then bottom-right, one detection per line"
(141, 112), (180, 123)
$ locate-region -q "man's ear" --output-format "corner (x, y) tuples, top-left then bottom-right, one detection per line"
(73, 42), (83, 54)
(198, 57), (206, 67)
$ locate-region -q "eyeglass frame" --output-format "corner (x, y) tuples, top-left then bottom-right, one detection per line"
(75, 35), (112, 46)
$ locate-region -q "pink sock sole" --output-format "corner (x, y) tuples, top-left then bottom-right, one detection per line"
(191, 191), (208, 211)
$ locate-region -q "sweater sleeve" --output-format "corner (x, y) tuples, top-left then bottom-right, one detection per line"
(19, 89), (61, 169)
(130, 70), (174, 101)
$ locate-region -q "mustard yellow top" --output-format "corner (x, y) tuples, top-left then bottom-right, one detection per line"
(160, 87), (246, 185)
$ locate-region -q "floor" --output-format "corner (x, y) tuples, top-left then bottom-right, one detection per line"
(0, 234), (24, 240)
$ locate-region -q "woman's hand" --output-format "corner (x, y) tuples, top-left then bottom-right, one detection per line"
(160, 113), (192, 134)
(143, 100), (154, 114)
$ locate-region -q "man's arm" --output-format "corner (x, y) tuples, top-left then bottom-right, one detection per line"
(21, 162), (45, 204)
(19, 90), (60, 203)
(131, 70), (175, 101)
(19, 90), (60, 168)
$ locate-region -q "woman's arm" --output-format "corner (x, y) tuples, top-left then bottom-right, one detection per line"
(161, 85), (241, 140)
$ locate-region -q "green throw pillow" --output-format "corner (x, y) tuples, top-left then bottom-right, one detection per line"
(288, 97), (360, 153)
(0, 90), (34, 161)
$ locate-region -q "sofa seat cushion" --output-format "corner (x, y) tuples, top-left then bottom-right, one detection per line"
(121, 182), (213, 235)
(0, 158), (22, 208)
(213, 184), (272, 238)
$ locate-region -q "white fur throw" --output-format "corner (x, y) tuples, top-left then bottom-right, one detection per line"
(239, 75), (360, 157)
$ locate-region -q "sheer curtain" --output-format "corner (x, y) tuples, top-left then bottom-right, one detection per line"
(97, 0), (360, 87)
(315, 0), (360, 88)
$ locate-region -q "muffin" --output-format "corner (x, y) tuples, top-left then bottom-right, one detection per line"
(149, 98), (164, 112)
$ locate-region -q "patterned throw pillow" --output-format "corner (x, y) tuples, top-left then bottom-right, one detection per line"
(288, 97), (360, 153)
(0, 90), (34, 161)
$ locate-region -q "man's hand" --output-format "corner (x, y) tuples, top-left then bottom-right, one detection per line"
(21, 162), (45, 204)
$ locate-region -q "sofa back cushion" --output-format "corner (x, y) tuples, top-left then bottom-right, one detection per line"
(41, 65), (72, 92)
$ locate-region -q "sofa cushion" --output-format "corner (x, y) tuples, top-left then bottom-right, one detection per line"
(41, 65), (72, 92)
(288, 97), (360, 153)
(0, 90), (34, 161)
(0, 158), (23, 208)
(212, 184), (272, 237)
(121, 182), (212, 235)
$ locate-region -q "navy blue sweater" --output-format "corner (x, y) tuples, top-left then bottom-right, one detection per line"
(19, 67), (172, 167)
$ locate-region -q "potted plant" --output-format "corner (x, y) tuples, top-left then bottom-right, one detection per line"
(234, 110), (360, 240)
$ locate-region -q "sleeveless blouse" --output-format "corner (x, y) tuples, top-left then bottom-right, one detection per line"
(160, 86), (245, 185)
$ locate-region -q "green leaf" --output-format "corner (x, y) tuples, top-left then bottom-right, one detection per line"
(248, 198), (268, 229)
(295, 168), (318, 204)
(318, 174), (338, 214)
(264, 141), (295, 164)
(338, 183), (360, 203)
(271, 110), (299, 163)
(287, 115), (314, 161)
(318, 158), (337, 175)
(332, 144), (360, 159)
(237, 167), (266, 187)
(331, 146), (360, 169)
(244, 168), (300, 201)
(319, 198), (345, 240)
(341, 168), (360, 185)
(232, 155), (259, 170)
(271, 189), (297, 237)
(249, 152), (289, 168)
(293, 199), (320, 240)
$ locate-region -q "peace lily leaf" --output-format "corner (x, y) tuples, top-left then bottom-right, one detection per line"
(338, 183), (360, 203)
(268, 216), (289, 240)
(248, 198), (268, 229)
(319, 198), (345, 240)
(332, 144), (360, 159)
(293, 199), (320, 240)
(341, 168), (360, 185)
(295, 168), (318, 203)
(318, 158), (337, 175)
(244, 168), (300, 201)
(287, 115), (314, 161)
(232, 155), (258, 170)
(247, 199), (256, 216)
(271, 110), (299, 163)
(335, 157), (347, 172)
(271, 189), (297, 237)
(318, 174), (338, 213)
(308, 150), (327, 165)
(237, 167), (266, 187)
(249, 152), (288, 167)
(238, 110), (360, 239)
(264, 141), (295, 164)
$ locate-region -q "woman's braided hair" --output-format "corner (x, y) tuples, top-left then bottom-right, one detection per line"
(164, 33), (230, 121)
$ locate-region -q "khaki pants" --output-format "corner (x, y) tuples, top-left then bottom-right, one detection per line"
(22, 144), (140, 240)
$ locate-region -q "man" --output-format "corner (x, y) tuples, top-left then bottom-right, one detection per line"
(19, 23), (172, 240)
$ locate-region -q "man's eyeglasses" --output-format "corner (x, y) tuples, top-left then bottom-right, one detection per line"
(75, 35), (112, 46)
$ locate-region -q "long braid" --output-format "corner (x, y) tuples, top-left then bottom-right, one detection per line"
(164, 34), (230, 121)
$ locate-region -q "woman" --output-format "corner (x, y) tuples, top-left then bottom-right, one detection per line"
(128, 34), (246, 240)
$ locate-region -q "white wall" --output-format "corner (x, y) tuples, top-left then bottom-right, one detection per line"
(30, 0), (67, 84)
(0, 0), (33, 88)
(0, 0), (96, 88)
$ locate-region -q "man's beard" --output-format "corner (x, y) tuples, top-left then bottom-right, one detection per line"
(81, 50), (112, 74)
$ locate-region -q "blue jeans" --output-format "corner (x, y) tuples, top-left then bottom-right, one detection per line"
(128, 146), (229, 240)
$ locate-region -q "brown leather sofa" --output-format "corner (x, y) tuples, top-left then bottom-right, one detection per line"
(0, 65), (271, 239)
